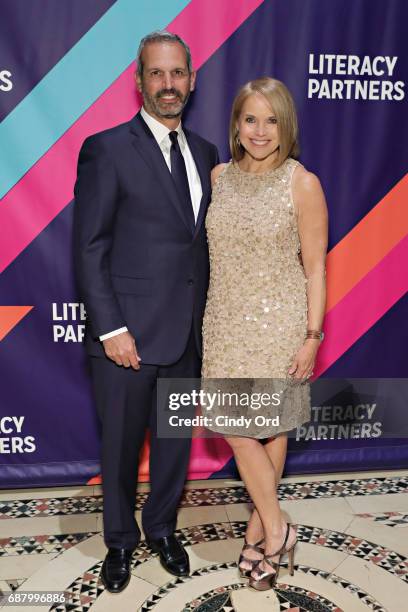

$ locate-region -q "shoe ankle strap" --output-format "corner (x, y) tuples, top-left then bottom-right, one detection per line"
(264, 523), (291, 559)
(243, 541), (264, 554)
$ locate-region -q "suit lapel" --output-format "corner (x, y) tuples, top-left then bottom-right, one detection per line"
(184, 129), (211, 240)
(129, 113), (193, 234)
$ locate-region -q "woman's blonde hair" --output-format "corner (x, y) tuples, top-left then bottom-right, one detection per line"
(229, 77), (300, 165)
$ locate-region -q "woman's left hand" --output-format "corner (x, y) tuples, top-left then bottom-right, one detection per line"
(288, 340), (320, 379)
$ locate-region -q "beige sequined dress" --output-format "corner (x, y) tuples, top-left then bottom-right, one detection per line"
(201, 158), (311, 438)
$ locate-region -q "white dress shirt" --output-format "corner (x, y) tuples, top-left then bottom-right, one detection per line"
(99, 106), (202, 342)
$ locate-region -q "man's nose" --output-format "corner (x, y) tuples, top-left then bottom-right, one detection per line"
(162, 72), (173, 90)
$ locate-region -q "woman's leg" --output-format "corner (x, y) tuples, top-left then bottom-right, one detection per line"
(245, 434), (288, 544)
(227, 435), (292, 575)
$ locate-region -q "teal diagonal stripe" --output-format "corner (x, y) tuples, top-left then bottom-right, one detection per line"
(0, 0), (191, 199)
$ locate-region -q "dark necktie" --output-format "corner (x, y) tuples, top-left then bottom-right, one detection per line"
(169, 130), (195, 232)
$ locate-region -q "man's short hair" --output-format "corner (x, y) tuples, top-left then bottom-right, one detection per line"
(136, 30), (192, 77)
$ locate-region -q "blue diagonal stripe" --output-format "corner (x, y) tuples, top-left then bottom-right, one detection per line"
(0, 0), (191, 199)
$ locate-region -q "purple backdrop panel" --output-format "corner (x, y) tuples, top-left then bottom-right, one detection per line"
(0, 0), (407, 487)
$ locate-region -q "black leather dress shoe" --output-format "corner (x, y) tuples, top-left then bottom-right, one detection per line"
(100, 547), (133, 593)
(146, 535), (190, 576)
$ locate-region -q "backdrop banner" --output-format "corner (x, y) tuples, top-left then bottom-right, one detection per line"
(0, 0), (407, 487)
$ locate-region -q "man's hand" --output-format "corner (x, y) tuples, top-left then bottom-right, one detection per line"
(102, 331), (141, 370)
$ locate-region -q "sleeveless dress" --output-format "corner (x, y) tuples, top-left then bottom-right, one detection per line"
(201, 157), (311, 438)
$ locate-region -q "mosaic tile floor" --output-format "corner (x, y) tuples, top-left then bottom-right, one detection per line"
(0, 469), (407, 611)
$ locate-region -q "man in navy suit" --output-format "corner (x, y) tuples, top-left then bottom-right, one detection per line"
(73, 31), (219, 593)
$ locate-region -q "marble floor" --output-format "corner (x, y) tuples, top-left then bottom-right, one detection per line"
(0, 469), (407, 611)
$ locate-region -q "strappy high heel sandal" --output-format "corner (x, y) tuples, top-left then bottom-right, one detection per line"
(248, 523), (297, 591)
(238, 538), (265, 577)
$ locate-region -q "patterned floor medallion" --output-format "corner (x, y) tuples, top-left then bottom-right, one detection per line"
(0, 473), (407, 611)
(46, 521), (399, 611)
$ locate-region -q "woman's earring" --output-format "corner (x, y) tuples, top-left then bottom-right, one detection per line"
(236, 132), (241, 146)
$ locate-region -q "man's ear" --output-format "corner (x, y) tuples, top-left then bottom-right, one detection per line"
(135, 71), (143, 93)
(190, 70), (196, 92)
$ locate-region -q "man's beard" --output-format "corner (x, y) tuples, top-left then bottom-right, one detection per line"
(142, 86), (191, 119)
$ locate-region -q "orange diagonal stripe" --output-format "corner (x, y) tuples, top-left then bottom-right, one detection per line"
(0, 306), (33, 341)
(326, 173), (408, 311)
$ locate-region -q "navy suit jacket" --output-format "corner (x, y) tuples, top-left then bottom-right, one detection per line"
(73, 112), (219, 364)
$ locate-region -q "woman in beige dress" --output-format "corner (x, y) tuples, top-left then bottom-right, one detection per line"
(201, 78), (328, 590)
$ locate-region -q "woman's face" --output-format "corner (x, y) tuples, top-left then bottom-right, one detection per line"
(237, 93), (279, 161)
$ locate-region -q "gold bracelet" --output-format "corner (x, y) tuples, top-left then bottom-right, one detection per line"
(305, 329), (324, 340)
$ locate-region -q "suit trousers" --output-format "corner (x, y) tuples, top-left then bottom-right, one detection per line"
(90, 324), (200, 550)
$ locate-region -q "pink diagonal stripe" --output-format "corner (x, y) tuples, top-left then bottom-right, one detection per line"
(314, 234), (408, 377)
(0, 0), (263, 274)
